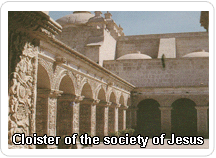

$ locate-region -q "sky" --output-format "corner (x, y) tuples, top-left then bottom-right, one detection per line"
(49, 11), (206, 36)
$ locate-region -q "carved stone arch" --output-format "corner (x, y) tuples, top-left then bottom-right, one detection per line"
(101, 84), (108, 101)
(88, 79), (99, 100)
(95, 84), (107, 101)
(106, 86), (113, 97)
(55, 69), (77, 95)
(134, 96), (161, 107)
(108, 88), (117, 103)
(76, 74), (87, 95)
(119, 92), (125, 106)
(38, 58), (53, 88)
(114, 89), (121, 104)
(123, 93), (130, 107)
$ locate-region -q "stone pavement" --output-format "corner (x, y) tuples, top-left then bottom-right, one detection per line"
(83, 139), (209, 149)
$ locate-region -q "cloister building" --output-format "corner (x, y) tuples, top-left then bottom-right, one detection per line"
(8, 11), (209, 149)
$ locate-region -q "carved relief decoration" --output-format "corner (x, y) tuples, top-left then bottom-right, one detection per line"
(48, 97), (57, 136)
(76, 74), (88, 96)
(8, 43), (38, 148)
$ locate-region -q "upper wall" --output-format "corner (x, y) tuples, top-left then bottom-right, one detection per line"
(176, 35), (209, 58)
(103, 57), (209, 88)
(56, 26), (103, 55)
(116, 32), (208, 59)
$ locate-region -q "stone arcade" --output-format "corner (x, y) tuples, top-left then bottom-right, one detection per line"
(8, 11), (209, 149)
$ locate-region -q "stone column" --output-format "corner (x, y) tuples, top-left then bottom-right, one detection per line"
(118, 107), (123, 131)
(159, 106), (172, 137)
(91, 99), (100, 136)
(130, 107), (138, 129)
(104, 103), (111, 136)
(79, 98), (98, 136)
(108, 104), (115, 134)
(96, 101), (111, 137)
(36, 89), (50, 149)
(126, 109), (132, 129)
(123, 108), (127, 130)
(114, 105), (119, 132)
(118, 105), (127, 131)
(47, 90), (62, 149)
(195, 106), (209, 137)
(72, 96), (84, 134)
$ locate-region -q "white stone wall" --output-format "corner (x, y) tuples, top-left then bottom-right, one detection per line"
(103, 57), (209, 88)
(99, 30), (116, 65)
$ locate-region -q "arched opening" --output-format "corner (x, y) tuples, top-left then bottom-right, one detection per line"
(36, 64), (51, 149)
(118, 95), (124, 131)
(96, 88), (106, 138)
(57, 75), (75, 141)
(108, 92), (116, 134)
(37, 64), (50, 89)
(81, 83), (92, 99)
(171, 98), (197, 136)
(79, 83), (93, 134)
(136, 99), (161, 137)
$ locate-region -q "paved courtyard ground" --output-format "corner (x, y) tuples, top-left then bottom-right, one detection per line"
(83, 139), (209, 149)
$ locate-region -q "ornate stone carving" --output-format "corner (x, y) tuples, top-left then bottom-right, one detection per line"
(8, 43), (38, 148)
(48, 97), (57, 136)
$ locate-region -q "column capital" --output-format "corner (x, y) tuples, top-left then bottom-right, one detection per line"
(106, 101), (112, 107)
(49, 89), (63, 98)
(98, 101), (112, 107)
(81, 98), (100, 105)
(74, 95), (85, 103)
(120, 105), (129, 110)
(116, 103), (121, 108)
(92, 99), (100, 105)
(109, 102), (118, 108)
(37, 89), (63, 98)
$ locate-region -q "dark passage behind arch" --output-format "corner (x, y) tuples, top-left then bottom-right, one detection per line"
(36, 64), (51, 149)
(137, 99), (161, 137)
(171, 98), (197, 136)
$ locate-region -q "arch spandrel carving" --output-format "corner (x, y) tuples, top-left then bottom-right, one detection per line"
(123, 93), (130, 107)
(38, 58), (54, 89)
(75, 74), (88, 96)
(115, 90), (122, 105)
(88, 79), (100, 100)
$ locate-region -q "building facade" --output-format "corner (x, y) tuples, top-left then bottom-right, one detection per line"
(8, 11), (209, 149)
